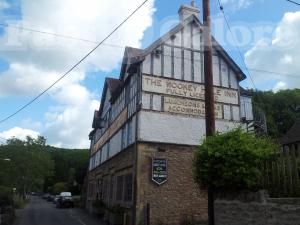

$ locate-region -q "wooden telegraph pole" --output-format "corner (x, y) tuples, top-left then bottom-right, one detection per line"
(202, 0), (215, 225)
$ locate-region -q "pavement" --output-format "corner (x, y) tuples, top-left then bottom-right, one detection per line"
(14, 196), (104, 225)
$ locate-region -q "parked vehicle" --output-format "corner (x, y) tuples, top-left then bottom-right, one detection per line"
(56, 192), (74, 208)
(53, 195), (60, 204)
(47, 195), (54, 202)
(42, 193), (50, 200)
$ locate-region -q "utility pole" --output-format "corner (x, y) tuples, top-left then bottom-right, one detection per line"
(202, 0), (215, 225)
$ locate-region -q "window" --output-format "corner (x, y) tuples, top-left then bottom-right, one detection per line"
(109, 177), (114, 201)
(116, 175), (124, 201)
(121, 125), (127, 149)
(124, 174), (133, 202)
(127, 119), (132, 145)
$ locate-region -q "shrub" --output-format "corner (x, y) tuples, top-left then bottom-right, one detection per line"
(193, 128), (277, 191)
(0, 186), (13, 209)
(92, 199), (106, 209)
(53, 182), (67, 195)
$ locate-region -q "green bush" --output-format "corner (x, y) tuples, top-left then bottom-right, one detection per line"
(0, 186), (13, 208)
(53, 182), (67, 195)
(193, 128), (277, 191)
(92, 199), (106, 209)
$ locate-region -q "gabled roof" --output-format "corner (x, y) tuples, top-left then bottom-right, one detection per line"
(280, 120), (300, 145)
(119, 14), (247, 81)
(120, 47), (143, 81)
(98, 77), (123, 120)
(106, 78), (122, 94)
(240, 87), (254, 97)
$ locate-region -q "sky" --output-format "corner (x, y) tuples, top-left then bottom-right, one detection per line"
(0, 0), (299, 148)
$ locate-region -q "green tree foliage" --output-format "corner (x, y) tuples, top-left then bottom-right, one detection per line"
(53, 182), (67, 195)
(0, 136), (89, 196)
(253, 89), (300, 138)
(0, 137), (54, 197)
(193, 128), (278, 190)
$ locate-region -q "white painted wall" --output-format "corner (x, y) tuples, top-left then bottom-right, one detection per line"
(174, 48), (182, 79)
(153, 48), (162, 76)
(109, 129), (122, 158)
(143, 54), (151, 74)
(138, 111), (240, 146)
(240, 96), (253, 121)
(184, 50), (192, 81)
(194, 52), (202, 83)
(164, 46), (172, 77)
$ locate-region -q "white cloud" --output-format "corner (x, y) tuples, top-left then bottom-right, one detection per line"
(273, 81), (287, 93)
(245, 11), (300, 90)
(0, 0), (155, 97)
(0, 127), (39, 141)
(0, 0), (156, 148)
(0, 1), (10, 10)
(220, 0), (252, 9)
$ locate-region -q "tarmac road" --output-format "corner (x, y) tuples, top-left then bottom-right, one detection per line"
(14, 196), (103, 225)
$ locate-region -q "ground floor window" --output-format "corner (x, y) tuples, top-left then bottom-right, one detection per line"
(115, 173), (133, 203)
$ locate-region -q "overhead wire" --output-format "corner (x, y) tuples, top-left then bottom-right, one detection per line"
(0, 0), (150, 124)
(216, 0), (257, 90)
(286, 0), (300, 6)
(1, 21), (300, 80)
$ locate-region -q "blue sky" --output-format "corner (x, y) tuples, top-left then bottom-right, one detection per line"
(0, 0), (299, 147)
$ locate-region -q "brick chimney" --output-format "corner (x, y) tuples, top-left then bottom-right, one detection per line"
(178, 1), (200, 22)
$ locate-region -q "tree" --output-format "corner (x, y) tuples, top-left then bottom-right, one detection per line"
(0, 136), (54, 197)
(253, 89), (300, 138)
(193, 128), (277, 191)
(53, 182), (67, 195)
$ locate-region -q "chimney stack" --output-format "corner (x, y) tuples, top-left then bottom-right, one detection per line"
(178, 1), (200, 22)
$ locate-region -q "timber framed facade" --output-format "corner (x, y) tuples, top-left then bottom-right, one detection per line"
(87, 3), (254, 225)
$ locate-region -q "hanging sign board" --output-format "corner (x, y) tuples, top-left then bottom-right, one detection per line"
(152, 158), (167, 185)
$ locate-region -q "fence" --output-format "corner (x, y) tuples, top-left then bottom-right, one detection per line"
(262, 143), (300, 197)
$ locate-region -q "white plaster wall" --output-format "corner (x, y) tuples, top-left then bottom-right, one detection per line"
(174, 31), (182, 47)
(128, 116), (136, 145)
(213, 55), (220, 86)
(109, 129), (122, 158)
(138, 111), (240, 145)
(101, 143), (108, 163)
(142, 93), (151, 109)
(121, 124), (127, 148)
(164, 46), (172, 77)
(230, 69), (238, 89)
(223, 105), (231, 120)
(95, 151), (101, 167)
(143, 54), (151, 74)
(192, 24), (201, 50)
(152, 94), (162, 111)
(240, 96), (253, 120)
(153, 47), (161, 76)
(183, 24), (192, 48)
(220, 59), (229, 88)
(184, 49), (192, 81)
(194, 52), (202, 83)
(174, 48), (182, 79)
(232, 106), (240, 121)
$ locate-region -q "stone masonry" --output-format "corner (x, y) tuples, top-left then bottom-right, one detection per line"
(136, 142), (208, 225)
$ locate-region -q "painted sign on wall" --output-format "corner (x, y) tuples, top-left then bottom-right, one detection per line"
(164, 96), (223, 118)
(152, 158), (167, 185)
(142, 74), (238, 105)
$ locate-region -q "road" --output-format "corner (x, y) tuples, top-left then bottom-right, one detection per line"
(14, 196), (103, 225)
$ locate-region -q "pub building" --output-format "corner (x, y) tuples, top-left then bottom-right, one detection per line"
(86, 2), (254, 225)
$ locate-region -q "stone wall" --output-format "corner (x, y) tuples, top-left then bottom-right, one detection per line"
(86, 145), (134, 212)
(136, 142), (208, 225)
(215, 191), (300, 225)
